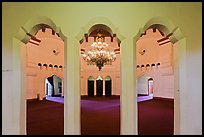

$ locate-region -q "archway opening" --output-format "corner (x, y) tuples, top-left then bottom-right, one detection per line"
(79, 23), (121, 135)
(87, 76), (94, 96)
(96, 76), (103, 96)
(105, 76), (112, 96)
(45, 75), (63, 97)
(148, 77), (154, 96)
(136, 27), (175, 135)
(25, 26), (65, 135)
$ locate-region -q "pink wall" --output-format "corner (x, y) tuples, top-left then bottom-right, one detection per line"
(136, 29), (174, 98)
(26, 28), (64, 99)
(80, 37), (121, 95)
(27, 28), (174, 99)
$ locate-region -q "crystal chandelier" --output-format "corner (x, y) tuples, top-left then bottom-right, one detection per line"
(82, 35), (116, 71)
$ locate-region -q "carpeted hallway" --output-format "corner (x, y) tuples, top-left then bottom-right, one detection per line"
(27, 96), (173, 135)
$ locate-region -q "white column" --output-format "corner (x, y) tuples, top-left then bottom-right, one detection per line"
(174, 38), (187, 135)
(64, 37), (80, 135)
(2, 38), (27, 135)
(173, 42), (180, 135)
(20, 43), (27, 135)
(62, 79), (64, 97)
(94, 80), (97, 96)
(120, 38), (137, 135)
(103, 79), (105, 96)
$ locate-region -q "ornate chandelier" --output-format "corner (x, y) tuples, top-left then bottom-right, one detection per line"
(82, 36), (116, 71)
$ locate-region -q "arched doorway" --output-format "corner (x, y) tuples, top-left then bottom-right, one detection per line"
(79, 22), (122, 135)
(25, 26), (65, 135)
(134, 16), (185, 134)
(96, 76), (103, 96)
(45, 75), (63, 97)
(87, 76), (94, 96)
(148, 78), (154, 95)
(136, 27), (175, 135)
(14, 16), (66, 135)
(137, 74), (152, 96)
(105, 76), (112, 96)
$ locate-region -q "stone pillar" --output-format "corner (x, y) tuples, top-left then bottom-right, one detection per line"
(94, 79), (97, 96)
(103, 79), (105, 96)
(2, 38), (27, 135)
(120, 38), (137, 135)
(64, 36), (81, 135)
(174, 38), (187, 135)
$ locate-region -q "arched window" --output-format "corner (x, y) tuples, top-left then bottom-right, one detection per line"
(43, 64), (48, 69)
(87, 76), (94, 96)
(96, 76), (103, 96)
(105, 76), (112, 96)
(146, 64), (150, 67)
(38, 63), (42, 66)
(59, 65), (63, 70)
(151, 64), (155, 67)
(38, 63), (42, 69)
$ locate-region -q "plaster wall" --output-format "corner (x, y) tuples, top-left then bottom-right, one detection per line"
(26, 28), (64, 99)
(80, 37), (121, 95)
(2, 2), (202, 135)
(136, 29), (174, 98)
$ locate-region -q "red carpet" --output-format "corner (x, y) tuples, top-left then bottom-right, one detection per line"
(81, 96), (120, 135)
(138, 98), (174, 135)
(27, 96), (173, 135)
(26, 100), (64, 135)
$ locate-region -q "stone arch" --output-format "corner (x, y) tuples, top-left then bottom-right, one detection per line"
(13, 16), (67, 135)
(88, 24), (114, 37)
(15, 16), (66, 44)
(134, 16), (186, 135)
(76, 16), (125, 44)
(134, 16), (184, 44)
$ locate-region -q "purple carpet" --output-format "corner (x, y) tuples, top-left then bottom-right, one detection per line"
(81, 96), (120, 135)
(27, 96), (173, 135)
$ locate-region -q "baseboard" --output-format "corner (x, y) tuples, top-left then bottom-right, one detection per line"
(81, 95), (120, 99)
(27, 98), (39, 102)
(138, 94), (149, 96)
(153, 97), (174, 102)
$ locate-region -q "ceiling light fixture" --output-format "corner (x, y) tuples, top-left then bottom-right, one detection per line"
(81, 32), (116, 71)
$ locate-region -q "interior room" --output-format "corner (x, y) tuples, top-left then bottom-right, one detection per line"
(2, 2), (202, 135)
